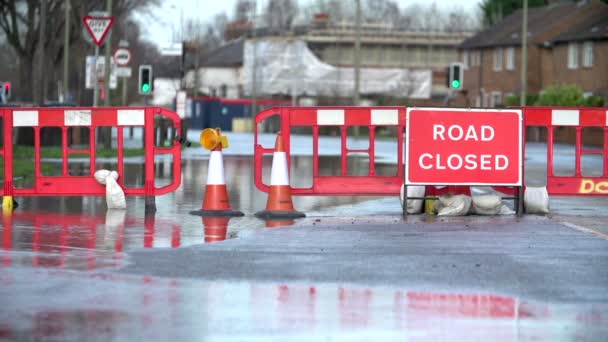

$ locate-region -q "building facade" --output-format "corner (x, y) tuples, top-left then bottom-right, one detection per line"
(459, 0), (608, 107)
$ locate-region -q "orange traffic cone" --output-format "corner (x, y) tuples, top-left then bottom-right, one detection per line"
(255, 132), (305, 219)
(265, 219), (295, 228)
(190, 144), (244, 217)
(203, 217), (230, 243)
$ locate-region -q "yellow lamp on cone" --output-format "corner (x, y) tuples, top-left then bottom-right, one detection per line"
(200, 128), (229, 151)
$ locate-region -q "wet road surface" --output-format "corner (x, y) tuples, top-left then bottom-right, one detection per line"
(1, 135), (608, 341)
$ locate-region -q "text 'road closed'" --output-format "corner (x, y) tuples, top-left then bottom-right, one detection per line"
(406, 108), (522, 186)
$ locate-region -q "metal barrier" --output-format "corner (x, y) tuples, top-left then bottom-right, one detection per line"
(255, 106), (405, 195)
(1, 107), (182, 200)
(523, 107), (607, 196)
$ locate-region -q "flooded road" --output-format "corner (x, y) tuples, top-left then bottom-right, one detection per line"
(2, 268), (606, 341)
(1, 133), (608, 341)
(1, 155), (399, 272)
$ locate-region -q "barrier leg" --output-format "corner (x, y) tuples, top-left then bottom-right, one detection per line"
(516, 186), (524, 217)
(2, 196), (13, 213)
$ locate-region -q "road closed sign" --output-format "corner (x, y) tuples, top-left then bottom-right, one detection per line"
(406, 107), (522, 186)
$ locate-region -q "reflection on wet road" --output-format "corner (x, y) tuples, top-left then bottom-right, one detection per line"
(2, 149), (608, 341)
(1, 155), (399, 270)
(1, 268), (606, 341)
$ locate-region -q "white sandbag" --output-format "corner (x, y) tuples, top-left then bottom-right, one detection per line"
(472, 195), (502, 215)
(400, 184), (425, 214)
(524, 186), (550, 214)
(94, 170), (127, 209)
(105, 209), (127, 228)
(472, 195), (515, 215)
(435, 195), (472, 216)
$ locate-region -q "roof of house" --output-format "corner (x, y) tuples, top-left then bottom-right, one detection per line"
(551, 9), (608, 43)
(201, 38), (244, 67)
(460, 1), (608, 49)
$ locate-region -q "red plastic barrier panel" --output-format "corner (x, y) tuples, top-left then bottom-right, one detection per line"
(255, 106), (405, 196)
(1, 107), (182, 197)
(522, 107), (608, 196)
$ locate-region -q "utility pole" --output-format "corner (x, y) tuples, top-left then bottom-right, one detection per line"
(35, 0), (48, 105)
(353, 0), (361, 107)
(250, 2), (258, 118)
(520, 0), (528, 107)
(63, 0), (70, 103)
(104, 0), (113, 106)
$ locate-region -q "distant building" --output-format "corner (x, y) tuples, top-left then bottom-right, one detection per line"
(184, 38), (245, 99)
(459, 0), (608, 107)
(184, 19), (474, 106)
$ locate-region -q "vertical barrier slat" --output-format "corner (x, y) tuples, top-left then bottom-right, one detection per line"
(369, 126), (376, 176)
(144, 108), (156, 209)
(90, 122), (96, 176)
(313, 126), (319, 179)
(117, 126), (124, 187)
(62, 127), (68, 176)
(34, 127), (41, 177)
(340, 126), (347, 176)
(547, 125), (554, 177)
(3, 109), (13, 197)
(605, 127), (608, 177)
(575, 126), (582, 177)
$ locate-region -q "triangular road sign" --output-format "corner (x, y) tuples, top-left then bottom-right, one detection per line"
(83, 16), (115, 46)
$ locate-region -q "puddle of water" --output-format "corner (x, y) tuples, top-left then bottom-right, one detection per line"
(0, 269), (606, 341)
(2, 156), (397, 266)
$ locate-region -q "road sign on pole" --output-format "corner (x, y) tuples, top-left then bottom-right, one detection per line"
(113, 47), (132, 66)
(405, 107), (522, 186)
(83, 15), (115, 46)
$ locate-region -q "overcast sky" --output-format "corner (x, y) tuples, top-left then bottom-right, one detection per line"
(140, 0), (483, 45)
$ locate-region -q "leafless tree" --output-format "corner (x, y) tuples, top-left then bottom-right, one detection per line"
(266, 0), (298, 31)
(0, 0), (160, 103)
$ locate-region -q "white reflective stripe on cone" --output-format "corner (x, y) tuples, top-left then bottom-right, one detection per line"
(207, 151), (226, 185)
(270, 152), (290, 186)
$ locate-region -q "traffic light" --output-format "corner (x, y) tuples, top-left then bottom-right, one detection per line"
(448, 62), (464, 91)
(138, 65), (153, 95)
(3, 82), (11, 99)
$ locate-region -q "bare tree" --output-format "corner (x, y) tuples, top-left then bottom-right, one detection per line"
(233, 0), (255, 22)
(0, 0), (160, 103)
(266, 0), (298, 31)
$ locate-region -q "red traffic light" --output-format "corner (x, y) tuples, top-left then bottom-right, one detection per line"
(3, 82), (10, 90)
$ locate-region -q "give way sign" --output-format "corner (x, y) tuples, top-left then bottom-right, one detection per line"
(83, 16), (115, 46)
(406, 107), (522, 186)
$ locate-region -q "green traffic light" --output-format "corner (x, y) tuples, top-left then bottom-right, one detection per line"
(141, 83), (151, 93)
(451, 80), (461, 89)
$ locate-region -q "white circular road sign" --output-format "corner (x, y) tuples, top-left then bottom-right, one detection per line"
(113, 48), (132, 66)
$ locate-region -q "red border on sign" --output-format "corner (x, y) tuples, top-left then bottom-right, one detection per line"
(405, 107), (523, 186)
(113, 47), (132, 66)
(83, 16), (115, 46)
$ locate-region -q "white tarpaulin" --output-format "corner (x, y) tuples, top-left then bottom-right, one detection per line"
(243, 39), (431, 99)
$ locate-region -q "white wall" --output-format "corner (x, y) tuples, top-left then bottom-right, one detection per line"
(195, 67), (243, 99)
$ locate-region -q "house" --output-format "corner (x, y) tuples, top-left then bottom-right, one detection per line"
(546, 11), (608, 100)
(459, 0), (608, 107)
(184, 38), (245, 99)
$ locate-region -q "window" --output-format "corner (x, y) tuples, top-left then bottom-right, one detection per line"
(491, 92), (502, 107)
(220, 84), (227, 98)
(494, 48), (503, 71)
(475, 51), (481, 66)
(582, 41), (593, 67)
(568, 42), (578, 69)
(505, 47), (515, 70)
(463, 50), (469, 69)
